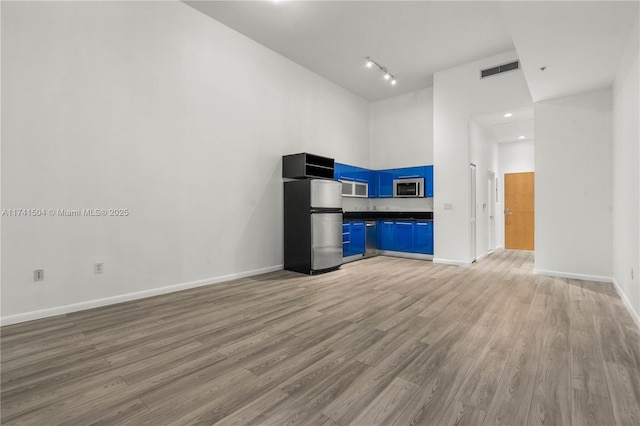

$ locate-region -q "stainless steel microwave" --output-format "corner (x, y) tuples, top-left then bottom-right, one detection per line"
(393, 178), (425, 198)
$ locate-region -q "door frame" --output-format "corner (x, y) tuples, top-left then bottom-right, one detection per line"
(470, 163), (477, 262)
(487, 170), (496, 254)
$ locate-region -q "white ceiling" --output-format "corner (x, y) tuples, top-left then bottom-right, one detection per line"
(474, 105), (535, 144)
(502, 1), (639, 103)
(184, 1), (515, 101)
(184, 1), (638, 104)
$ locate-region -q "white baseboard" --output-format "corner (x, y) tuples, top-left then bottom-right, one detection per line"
(533, 269), (613, 283)
(433, 258), (472, 267)
(377, 251), (433, 261)
(611, 277), (640, 330)
(475, 252), (490, 263)
(0, 264), (284, 326)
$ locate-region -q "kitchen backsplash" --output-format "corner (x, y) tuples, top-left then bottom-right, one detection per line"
(342, 197), (433, 212)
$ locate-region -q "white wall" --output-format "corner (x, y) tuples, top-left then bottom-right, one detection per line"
(369, 88), (433, 169)
(469, 118), (499, 260)
(433, 51), (532, 265)
(499, 140), (535, 174)
(496, 140), (535, 248)
(1, 1), (370, 324)
(534, 89), (613, 281)
(612, 14), (640, 323)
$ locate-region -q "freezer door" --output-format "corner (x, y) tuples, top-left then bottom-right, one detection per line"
(311, 212), (343, 271)
(310, 179), (342, 209)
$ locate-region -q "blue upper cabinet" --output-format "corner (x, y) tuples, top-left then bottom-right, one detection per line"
(394, 166), (424, 180)
(336, 163), (433, 198)
(377, 169), (395, 198)
(368, 170), (378, 198)
(425, 165), (433, 197)
(393, 165), (434, 198)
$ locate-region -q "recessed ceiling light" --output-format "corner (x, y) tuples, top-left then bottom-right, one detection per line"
(504, 113), (513, 118)
(518, 135), (525, 139)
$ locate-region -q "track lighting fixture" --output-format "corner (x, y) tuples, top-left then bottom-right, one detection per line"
(364, 57), (397, 86)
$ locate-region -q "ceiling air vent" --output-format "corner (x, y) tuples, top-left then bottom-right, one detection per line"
(481, 60), (519, 78)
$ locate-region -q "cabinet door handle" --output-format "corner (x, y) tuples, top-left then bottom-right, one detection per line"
(397, 175), (420, 178)
(397, 222), (412, 225)
(416, 223), (428, 226)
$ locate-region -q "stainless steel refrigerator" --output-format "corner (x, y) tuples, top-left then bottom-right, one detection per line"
(284, 179), (343, 274)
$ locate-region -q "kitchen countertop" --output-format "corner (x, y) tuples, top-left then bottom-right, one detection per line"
(343, 211), (433, 221)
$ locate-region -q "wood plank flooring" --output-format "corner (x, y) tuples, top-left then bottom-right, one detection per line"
(2, 250), (640, 425)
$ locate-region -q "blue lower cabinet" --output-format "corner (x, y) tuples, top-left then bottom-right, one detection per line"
(394, 222), (414, 252)
(343, 221), (365, 256)
(342, 222), (350, 257)
(349, 222), (365, 255)
(378, 221), (395, 250)
(414, 221), (434, 255)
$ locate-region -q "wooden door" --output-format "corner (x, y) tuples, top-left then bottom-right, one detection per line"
(504, 172), (534, 250)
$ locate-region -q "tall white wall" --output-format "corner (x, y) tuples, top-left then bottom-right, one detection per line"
(612, 14), (640, 324)
(1, 1), (370, 324)
(369, 88), (433, 169)
(433, 51), (532, 265)
(469, 119), (499, 260)
(534, 89), (612, 281)
(497, 140), (535, 248)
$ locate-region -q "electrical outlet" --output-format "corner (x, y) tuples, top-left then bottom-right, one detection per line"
(444, 202), (453, 210)
(34, 269), (44, 281)
(94, 262), (104, 274)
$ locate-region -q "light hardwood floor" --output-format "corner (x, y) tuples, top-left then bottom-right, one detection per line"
(2, 250), (639, 425)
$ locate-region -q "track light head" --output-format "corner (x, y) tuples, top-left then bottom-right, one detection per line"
(364, 57), (397, 88)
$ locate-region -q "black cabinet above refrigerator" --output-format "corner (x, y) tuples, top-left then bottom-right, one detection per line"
(282, 153), (335, 180)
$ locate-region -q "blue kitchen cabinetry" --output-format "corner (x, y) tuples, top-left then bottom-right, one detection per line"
(349, 222), (365, 255)
(342, 221), (365, 257)
(377, 170), (395, 198)
(378, 221), (395, 250)
(394, 222), (414, 252)
(335, 163), (377, 198)
(335, 163), (433, 198)
(377, 166), (434, 198)
(414, 221), (434, 254)
(426, 166), (433, 197)
(342, 222), (350, 256)
(377, 220), (434, 255)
